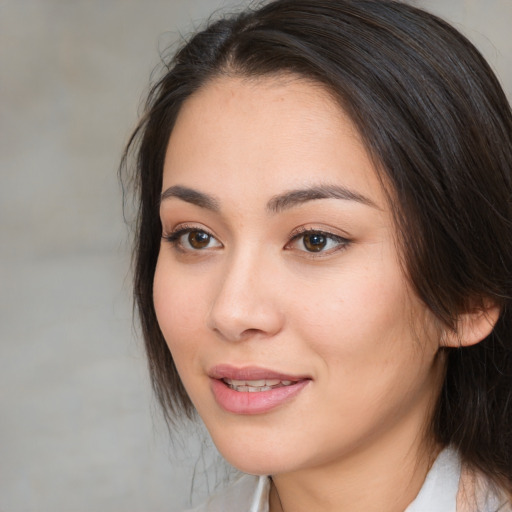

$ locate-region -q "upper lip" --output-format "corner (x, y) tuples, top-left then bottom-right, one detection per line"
(209, 364), (310, 382)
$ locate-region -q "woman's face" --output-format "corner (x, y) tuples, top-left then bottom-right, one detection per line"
(154, 76), (444, 475)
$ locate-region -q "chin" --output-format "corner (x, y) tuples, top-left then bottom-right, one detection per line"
(208, 431), (296, 475)
(223, 453), (292, 476)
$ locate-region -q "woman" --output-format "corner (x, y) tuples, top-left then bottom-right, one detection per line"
(121, 0), (512, 510)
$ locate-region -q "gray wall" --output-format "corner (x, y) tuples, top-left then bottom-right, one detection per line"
(1, 1), (510, 511)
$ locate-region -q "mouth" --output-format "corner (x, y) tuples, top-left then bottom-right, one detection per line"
(208, 365), (311, 414)
(222, 378), (295, 392)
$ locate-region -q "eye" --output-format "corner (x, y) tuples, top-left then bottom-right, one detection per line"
(164, 227), (222, 251)
(287, 229), (350, 254)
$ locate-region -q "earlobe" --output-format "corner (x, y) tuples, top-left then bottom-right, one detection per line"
(441, 301), (501, 348)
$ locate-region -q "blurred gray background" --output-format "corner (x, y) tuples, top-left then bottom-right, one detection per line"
(1, 1), (510, 511)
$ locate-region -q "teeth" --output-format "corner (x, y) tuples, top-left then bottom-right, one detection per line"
(223, 378), (296, 392)
(229, 379), (252, 387)
(246, 386), (272, 392)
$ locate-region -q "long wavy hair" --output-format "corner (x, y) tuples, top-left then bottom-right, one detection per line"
(121, 0), (512, 494)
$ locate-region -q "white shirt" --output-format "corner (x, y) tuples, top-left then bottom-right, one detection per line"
(185, 448), (510, 512)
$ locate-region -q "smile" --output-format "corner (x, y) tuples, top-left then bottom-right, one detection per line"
(223, 378), (294, 392)
(209, 365), (311, 414)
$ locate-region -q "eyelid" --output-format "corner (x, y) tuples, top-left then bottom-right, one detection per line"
(162, 223), (223, 252)
(161, 223), (350, 256)
(286, 227), (351, 255)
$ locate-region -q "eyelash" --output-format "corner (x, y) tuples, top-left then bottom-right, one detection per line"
(163, 225), (221, 252)
(286, 228), (350, 256)
(162, 225), (351, 256)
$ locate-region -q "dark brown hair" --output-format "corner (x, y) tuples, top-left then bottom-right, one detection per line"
(121, 0), (512, 492)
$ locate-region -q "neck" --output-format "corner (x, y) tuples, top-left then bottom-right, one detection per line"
(269, 431), (440, 512)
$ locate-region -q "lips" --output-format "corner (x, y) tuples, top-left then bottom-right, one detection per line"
(223, 378), (294, 392)
(209, 365), (311, 414)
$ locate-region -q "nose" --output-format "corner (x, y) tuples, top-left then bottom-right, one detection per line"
(206, 249), (284, 342)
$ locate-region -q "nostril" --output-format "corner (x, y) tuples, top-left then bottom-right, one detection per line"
(211, 325), (273, 343)
(241, 327), (265, 337)
(208, 303), (284, 342)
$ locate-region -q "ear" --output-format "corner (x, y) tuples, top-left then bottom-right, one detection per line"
(442, 301), (501, 348)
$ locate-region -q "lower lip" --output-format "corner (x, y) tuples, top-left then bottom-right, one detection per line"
(210, 378), (310, 414)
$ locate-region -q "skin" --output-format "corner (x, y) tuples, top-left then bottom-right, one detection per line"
(153, 75), (448, 512)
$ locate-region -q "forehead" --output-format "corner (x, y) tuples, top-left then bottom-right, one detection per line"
(169, 74), (356, 150)
(163, 75), (384, 206)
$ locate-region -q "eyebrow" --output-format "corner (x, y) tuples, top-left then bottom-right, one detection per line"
(160, 185), (220, 211)
(160, 183), (377, 213)
(266, 184), (378, 213)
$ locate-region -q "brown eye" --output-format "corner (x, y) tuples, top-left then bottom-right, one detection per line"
(164, 227), (222, 251)
(303, 233), (327, 252)
(286, 230), (350, 255)
(188, 230), (212, 249)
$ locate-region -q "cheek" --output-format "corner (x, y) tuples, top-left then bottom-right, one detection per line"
(153, 256), (207, 366)
(291, 264), (407, 346)
(285, 269), (440, 440)
(288, 260), (435, 385)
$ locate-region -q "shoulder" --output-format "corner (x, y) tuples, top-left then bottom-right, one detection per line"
(471, 484), (512, 512)
(406, 447), (511, 512)
(458, 460), (512, 512)
(182, 474), (270, 512)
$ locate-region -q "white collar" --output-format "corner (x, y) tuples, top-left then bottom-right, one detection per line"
(404, 447), (460, 512)
(190, 447), (466, 512)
